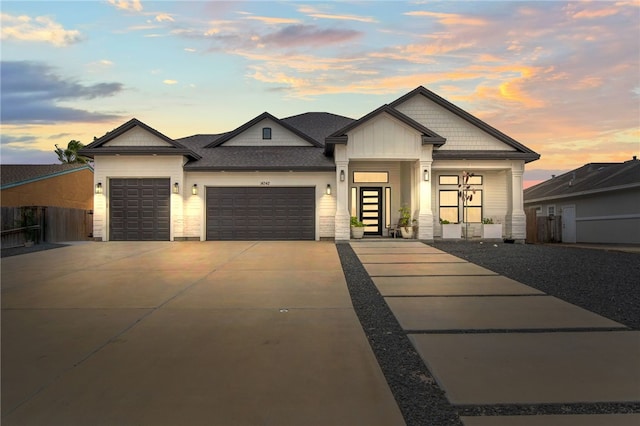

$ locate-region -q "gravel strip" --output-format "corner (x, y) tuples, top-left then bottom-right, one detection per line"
(336, 243), (462, 426)
(430, 241), (640, 330)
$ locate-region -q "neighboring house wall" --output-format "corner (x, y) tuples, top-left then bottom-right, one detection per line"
(562, 189), (640, 244)
(93, 155), (184, 241)
(1, 169), (94, 210)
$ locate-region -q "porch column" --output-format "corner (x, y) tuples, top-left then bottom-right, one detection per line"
(417, 160), (434, 240)
(507, 162), (526, 243)
(334, 159), (350, 241)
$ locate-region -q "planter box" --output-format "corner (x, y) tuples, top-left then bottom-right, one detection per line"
(482, 224), (502, 239)
(442, 223), (461, 239)
(400, 227), (413, 239)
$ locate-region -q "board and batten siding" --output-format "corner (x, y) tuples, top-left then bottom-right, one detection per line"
(222, 118), (310, 146)
(346, 113), (422, 159)
(93, 155), (184, 241)
(395, 95), (515, 151)
(102, 126), (173, 147)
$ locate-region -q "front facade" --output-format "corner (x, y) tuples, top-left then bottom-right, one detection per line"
(524, 158), (640, 244)
(80, 86), (539, 242)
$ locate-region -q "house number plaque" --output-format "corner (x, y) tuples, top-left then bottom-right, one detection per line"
(260, 181), (271, 186)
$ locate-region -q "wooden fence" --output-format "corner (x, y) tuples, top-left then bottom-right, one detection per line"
(525, 208), (563, 243)
(1, 206), (93, 248)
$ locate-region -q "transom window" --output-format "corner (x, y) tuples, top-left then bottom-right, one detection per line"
(353, 171), (389, 183)
(262, 127), (272, 140)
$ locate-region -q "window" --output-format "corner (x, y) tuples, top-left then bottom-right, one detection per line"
(262, 127), (272, 140)
(439, 175), (459, 185)
(439, 190), (459, 223)
(385, 187), (391, 228)
(547, 205), (555, 216)
(439, 173), (484, 223)
(350, 187), (357, 217)
(353, 171), (389, 183)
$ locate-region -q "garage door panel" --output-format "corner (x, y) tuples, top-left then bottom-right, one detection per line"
(109, 178), (170, 241)
(206, 186), (315, 240)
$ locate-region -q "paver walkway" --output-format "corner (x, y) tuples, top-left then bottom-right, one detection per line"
(350, 240), (640, 426)
(2, 241), (404, 426)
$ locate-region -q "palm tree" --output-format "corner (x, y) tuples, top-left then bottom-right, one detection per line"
(54, 140), (89, 164)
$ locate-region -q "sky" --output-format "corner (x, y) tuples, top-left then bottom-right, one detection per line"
(1, 0), (639, 187)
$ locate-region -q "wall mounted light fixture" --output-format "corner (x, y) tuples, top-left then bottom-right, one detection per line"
(95, 182), (103, 194)
(173, 182), (180, 194)
(340, 170), (345, 182)
(326, 184), (331, 195)
(192, 184), (198, 195)
(423, 169), (429, 181)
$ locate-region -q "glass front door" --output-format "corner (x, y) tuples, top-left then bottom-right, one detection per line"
(360, 187), (382, 235)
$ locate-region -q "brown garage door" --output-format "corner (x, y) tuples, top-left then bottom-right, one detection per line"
(109, 178), (170, 241)
(206, 187), (315, 240)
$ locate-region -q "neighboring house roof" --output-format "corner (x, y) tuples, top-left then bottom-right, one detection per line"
(1, 164), (93, 190)
(390, 86), (540, 163)
(324, 104), (447, 155)
(524, 158), (640, 203)
(79, 118), (201, 160)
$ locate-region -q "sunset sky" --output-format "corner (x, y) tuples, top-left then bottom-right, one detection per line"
(1, 0), (638, 187)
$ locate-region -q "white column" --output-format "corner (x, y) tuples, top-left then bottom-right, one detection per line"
(417, 159), (434, 240)
(334, 152), (350, 241)
(508, 162), (526, 242)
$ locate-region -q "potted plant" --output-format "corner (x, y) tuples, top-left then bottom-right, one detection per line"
(398, 205), (414, 238)
(440, 218), (462, 239)
(482, 217), (502, 239)
(350, 216), (365, 239)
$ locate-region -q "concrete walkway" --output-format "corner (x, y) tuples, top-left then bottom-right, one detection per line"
(350, 240), (640, 426)
(1, 241), (404, 426)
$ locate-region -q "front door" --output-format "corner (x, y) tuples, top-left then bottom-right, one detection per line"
(360, 187), (382, 235)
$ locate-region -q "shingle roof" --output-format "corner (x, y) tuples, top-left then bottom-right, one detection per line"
(1, 164), (93, 189)
(524, 158), (640, 202)
(281, 112), (355, 146)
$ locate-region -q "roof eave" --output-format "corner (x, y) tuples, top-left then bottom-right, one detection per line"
(433, 150), (540, 163)
(524, 182), (640, 204)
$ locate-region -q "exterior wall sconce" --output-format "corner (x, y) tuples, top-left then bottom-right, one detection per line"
(95, 182), (103, 194)
(326, 184), (331, 195)
(173, 182), (180, 194)
(340, 170), (345, 182)
(192, 184), (198, 195)
(423, 169), (429, 181)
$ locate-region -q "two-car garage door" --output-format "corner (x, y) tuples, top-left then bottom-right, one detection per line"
(206, 187), (315, 240)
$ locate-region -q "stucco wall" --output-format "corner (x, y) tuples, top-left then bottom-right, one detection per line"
(1, 169), (94, 210)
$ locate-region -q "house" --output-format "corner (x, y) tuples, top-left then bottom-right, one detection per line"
(0, 164), (94, 210)
(524, 158), (640, 244)
(79, 86), (540, 242)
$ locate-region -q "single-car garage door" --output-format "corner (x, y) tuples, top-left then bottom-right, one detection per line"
(109, 178), (170, 241)
(207, 187), (315, 240)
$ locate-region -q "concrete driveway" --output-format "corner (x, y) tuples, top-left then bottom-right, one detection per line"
(1, 241), (404, 426)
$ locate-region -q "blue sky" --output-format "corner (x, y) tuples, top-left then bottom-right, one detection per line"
(1, 0), (639, 186)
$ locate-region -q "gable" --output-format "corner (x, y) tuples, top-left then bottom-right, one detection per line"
(346, 113), (422, 158)
(102, 125), (174, 147)
(219, 118), (313, 147)
(394, 93), (516, 152)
